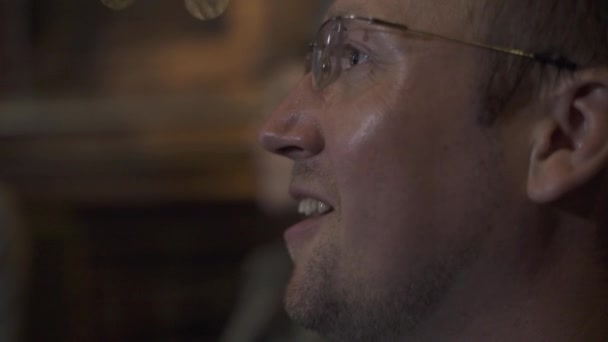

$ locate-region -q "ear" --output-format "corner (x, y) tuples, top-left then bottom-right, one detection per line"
(528, 69), (608, 203)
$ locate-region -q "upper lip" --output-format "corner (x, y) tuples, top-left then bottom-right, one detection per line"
(288, 183), (335, 210)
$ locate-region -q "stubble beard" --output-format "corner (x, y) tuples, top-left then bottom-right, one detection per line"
(284, 238), (478, 341)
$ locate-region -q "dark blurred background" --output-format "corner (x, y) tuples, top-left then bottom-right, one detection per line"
(0, 0), (325, 340)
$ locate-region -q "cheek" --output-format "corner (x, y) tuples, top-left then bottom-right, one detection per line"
(321, 80), (498, 268)
(328, 79), (437, 199)
(325, 92), (437, 248)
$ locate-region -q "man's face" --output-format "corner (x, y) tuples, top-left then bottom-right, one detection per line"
(259, 0), (527, 340)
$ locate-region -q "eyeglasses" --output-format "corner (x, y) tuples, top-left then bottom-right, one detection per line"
(307, 15), (579, 91)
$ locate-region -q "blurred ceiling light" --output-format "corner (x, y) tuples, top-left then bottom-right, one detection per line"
(184, 0), (230, 20)
(100, 0), (230, 20)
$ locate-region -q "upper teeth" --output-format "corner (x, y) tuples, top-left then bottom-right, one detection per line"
(298, 198), (332, 217)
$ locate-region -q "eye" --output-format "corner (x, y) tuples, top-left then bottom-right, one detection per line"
(340, 44), (370, 71)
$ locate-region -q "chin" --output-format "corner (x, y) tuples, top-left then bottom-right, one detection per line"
(283, 240), (340, 333)
(282, 232), (482, 342)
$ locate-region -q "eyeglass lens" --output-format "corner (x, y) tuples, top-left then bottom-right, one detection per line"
(312, 18), (344, 90)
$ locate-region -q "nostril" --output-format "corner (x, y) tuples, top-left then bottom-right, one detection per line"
(257, 114), (324, 160)
(261, 132), (323, 160)
(258, 131), (289, 154)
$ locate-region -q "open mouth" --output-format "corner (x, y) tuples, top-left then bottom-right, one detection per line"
(297, 198), (334, 217)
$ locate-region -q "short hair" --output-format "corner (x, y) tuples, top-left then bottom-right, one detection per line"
(474, 1), (608, 232)
(475, 0), (608, 124)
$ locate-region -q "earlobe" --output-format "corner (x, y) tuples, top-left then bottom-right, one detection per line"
(527, 69), (608, 204)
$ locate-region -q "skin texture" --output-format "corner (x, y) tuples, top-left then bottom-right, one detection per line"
(258, 0), (608, 340)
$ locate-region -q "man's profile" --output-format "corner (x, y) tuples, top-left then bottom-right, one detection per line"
(258, 0), (608, 341)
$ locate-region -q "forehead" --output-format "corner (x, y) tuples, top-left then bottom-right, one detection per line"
(326, 0), (476, 37)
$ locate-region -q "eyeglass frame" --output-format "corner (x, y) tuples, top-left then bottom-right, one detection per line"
(307, 15), (579, 91)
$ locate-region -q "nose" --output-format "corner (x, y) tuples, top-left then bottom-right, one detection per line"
(258, 77), (325, 160)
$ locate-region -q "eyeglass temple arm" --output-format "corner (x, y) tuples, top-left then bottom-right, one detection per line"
(432, 35), (579, 71)
(358, 16), (579, 71)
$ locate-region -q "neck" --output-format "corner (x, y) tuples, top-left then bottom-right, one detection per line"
(410, 214), (608, 342)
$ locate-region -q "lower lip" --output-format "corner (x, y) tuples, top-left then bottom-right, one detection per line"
(284, 212), (331, 244)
